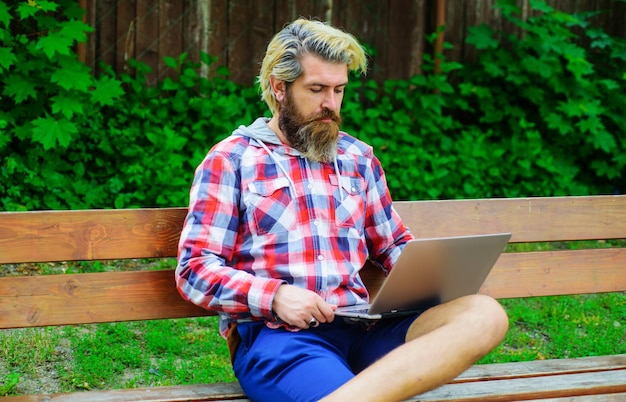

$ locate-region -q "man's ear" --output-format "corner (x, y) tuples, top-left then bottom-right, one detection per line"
(270, 76), (286, 102)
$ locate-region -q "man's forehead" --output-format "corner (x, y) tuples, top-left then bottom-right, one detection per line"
(298, 54), (349, 86)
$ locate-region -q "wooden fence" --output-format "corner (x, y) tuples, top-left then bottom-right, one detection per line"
(82, 0), (626, 86)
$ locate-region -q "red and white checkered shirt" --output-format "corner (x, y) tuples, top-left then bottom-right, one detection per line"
(175, 118), (413, 335)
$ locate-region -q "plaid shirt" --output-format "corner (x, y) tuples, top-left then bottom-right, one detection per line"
(176, 119), (413, 334)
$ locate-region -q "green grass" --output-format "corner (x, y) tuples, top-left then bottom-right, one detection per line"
(0, 317), (236, 395)
(480, 292), (626, 364)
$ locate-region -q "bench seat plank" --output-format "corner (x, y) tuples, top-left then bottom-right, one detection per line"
(408, 369), (626, 401)
(0, 382), (248, 401)
(3, 357), (625, 401)
(525, 393), (626, 401)
(454, 354), (626, 382)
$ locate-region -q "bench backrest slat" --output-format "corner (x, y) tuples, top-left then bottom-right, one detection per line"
(0, 208), (186, 264)
(395, 195), (626, 242)
(361, 247), (626, 299)
(2, 196), (626, 264)
(0, 270), (211, 329)
(2, 247), (625, 329)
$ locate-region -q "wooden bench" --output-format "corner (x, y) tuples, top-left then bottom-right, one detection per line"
(1, 195), (625, 401)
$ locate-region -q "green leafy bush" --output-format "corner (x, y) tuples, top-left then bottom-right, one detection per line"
(0, 0), (264, 210)
(1, 0), (624, 211)
(344, 0), (626, 200)
(457, 0), (626, 197)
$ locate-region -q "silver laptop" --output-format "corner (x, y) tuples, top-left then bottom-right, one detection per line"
(335, 233), (512, 320)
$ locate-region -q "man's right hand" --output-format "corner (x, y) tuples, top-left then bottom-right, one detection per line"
(272, 284), (336, 329)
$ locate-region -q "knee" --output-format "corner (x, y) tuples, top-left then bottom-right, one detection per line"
(464, 294), (509, 344)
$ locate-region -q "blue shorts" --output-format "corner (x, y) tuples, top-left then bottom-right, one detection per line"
(232, 314), (421, 402)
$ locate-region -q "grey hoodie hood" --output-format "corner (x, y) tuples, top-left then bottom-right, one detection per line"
(232, 117), (345, 201)
(233, 117), (282, 146)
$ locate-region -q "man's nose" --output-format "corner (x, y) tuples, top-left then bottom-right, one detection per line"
(321, 92), (340, 111)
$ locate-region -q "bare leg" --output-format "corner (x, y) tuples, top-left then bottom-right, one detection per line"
(321, 294), (509, 402)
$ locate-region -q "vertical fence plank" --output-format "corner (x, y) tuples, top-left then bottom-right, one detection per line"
(444, 0), (465, 65)
(94, 0), (118, 77)
(183, 0), (199, 63)
(387, 0), (422, 79)
(204, 0), (229, 77)
(135, 0), (160, 84)
(227, 0), (274, 85)
(116, 0), (137, 75)
(82, 0), (97, 71)
(157, 0), (183, 82)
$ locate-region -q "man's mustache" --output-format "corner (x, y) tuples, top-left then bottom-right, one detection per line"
(305, 108), (341, 125)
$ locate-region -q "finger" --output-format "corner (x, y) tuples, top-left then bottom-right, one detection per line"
(315, 301), (336, 324)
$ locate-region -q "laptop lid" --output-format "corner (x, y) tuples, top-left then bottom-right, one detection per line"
(335, 232), (511, 319)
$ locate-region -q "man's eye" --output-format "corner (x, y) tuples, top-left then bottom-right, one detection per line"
(311, 88), (322, 93)
(335, 88), (345, 94)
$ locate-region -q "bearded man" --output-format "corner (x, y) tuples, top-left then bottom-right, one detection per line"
(175, 18), (508, 402)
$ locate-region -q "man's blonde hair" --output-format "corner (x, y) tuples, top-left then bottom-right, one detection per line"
(259, 18), (368, 115)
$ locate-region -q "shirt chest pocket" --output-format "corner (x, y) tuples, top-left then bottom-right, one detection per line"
(329, 175), (366, 230)
(245, 177), (296, 236)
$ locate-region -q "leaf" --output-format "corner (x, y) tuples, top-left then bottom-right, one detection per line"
(466, 25), (499, 50)
(17, 2), (39, 19)
(51, 62), (92, 91)
(0, 2), (11, 28)
(557, 98), (583, 118)
(0, 47), (17, 71)
(32, 116), (77, 149)
(3, 76), (37, 103)
(51, 94), (85, 118)
(91, 75), (125, 106)
(33, 0), (59, 12)
(37, 31), (74, 59)
(545, 112), (572, 135)
(60, 19), (93, 42)
(73, 161), (85, 177)
(163, 56), (178, 68)
(588, 129), (616, 153)
(598, 79), (619, 91)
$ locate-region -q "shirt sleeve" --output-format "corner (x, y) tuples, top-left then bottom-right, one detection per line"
(175, 149), (284, 320)
(363, 154), (414, 272)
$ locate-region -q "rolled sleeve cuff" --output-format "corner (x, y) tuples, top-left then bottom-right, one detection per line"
(247, 277), (286, 318)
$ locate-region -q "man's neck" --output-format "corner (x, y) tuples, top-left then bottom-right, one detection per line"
(267, 116), (290, 145)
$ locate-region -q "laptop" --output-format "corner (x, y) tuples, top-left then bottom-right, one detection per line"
(334, 232), (512, 320)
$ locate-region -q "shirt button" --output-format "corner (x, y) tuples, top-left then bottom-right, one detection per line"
(313, 220), (319, 226)
(317, 255), (324, 261)
(351, 187), (356, 192)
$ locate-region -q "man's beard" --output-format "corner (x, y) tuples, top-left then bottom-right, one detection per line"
(278, 90), (342, 163)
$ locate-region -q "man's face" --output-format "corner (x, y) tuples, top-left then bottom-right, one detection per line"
(277, 54), (348, 163)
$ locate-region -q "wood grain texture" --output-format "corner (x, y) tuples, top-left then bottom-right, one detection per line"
(410, 369), (626, 401)
(0, 208), (187, 264)
(2, 196), (625, 263)
(393, 195), (626, 243)
(0, 270), (211, 328)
